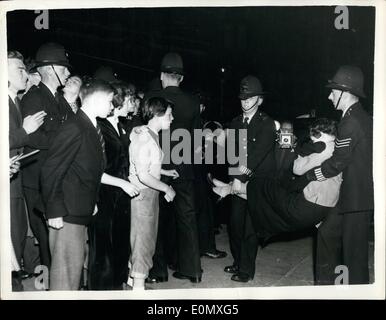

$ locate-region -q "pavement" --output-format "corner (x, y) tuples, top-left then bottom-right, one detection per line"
(21, 224), (374, 291)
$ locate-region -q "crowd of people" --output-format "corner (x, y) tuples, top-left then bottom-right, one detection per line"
(8, 41), (373, 291)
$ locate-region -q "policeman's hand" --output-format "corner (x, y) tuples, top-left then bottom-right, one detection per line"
(23, 111), (47, 134)
(48, 217), (64, 230)
(305, 169), (317, 181)
(121, 180), (140, 197)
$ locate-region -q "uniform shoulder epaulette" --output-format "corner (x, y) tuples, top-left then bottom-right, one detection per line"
(258, 111), (269, 120)
(26, 84), (39, 94)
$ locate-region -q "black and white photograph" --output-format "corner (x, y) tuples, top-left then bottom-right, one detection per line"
(0, 0), (385, 301)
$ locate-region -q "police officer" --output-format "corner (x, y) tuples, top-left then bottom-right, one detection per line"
(146, 52), (202, 284)
(225, 76), (277, 282)
(305, 66), (373, 284)
(20, 42), (72, 269)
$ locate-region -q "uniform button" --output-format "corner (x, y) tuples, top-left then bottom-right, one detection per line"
(243, 146), (247, 149)
(50, 117), (53, 120)
(253, 138), (256, 141)
(246, 154), (248, 157)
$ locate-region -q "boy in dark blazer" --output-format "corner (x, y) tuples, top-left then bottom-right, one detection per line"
(8, 51), (46, 290)
(41, 80), (138, 290)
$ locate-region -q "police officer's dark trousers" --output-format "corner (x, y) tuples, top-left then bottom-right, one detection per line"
(195, 176), (216, 254)
(316, 208), (371, 285)
(229, 195), (258, 277)
(172, 179), (202, 277)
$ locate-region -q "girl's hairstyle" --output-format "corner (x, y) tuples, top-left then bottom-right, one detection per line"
(141, 96), (174, 124)
(111, 81), (130, 109)
(79, 79), (115, 102)
(309, 118), (337, 138)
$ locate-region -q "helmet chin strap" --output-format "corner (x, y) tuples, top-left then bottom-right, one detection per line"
(335, 91), (344, 110)
(242, 97), (259, 113)
(51, 65), (64, 88)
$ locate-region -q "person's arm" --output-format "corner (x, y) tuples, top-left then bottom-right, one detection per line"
(306, 118), (358, 181)
(9, 126), (28, 150)
(135, 144), (170, 193)
(231, 179), (248, 199)
(133, 141), (175, 200)
(293, 152), (322, 175)
(160, 169), (179, 179)
(236, 192), (247, 200)
(20, 93), (50, 149)
(41, 122), (81, 229)
(9, 112), (47, 149)
(101, 173), (139, 197)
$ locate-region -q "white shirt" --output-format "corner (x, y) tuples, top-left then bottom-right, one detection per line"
(8, 91), (17, 105)
(243, 108), (258, 124)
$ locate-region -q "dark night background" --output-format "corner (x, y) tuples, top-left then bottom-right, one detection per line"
(6, 6), (375, 124)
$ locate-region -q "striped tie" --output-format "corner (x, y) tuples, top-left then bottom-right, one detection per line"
(96, 124), (106, 154)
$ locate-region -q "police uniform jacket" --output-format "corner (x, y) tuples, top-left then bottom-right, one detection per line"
(145, 86), (201, 180)
(228, 110), (277, 183)
(20, 82), (73, 190)
(310, 102), (373, 214)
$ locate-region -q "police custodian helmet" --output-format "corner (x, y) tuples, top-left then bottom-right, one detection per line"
(326, 65), (366, 98)
(33, 42), (71, 70)
(239, 75), (266, 100)
(160, 52), (184, 75)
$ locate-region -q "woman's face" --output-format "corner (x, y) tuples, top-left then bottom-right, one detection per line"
(124, 95), (136, 113)
(115, 97), (130, 117)
(158, 107), (174, 130)
(63, 76), (82, 95)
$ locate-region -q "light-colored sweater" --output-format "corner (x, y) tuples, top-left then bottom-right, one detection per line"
(129, 127), (164, 189)
(293, 139), (342, 207)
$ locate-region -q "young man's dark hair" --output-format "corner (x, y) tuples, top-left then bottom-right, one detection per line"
(79, 79), (115, 102)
